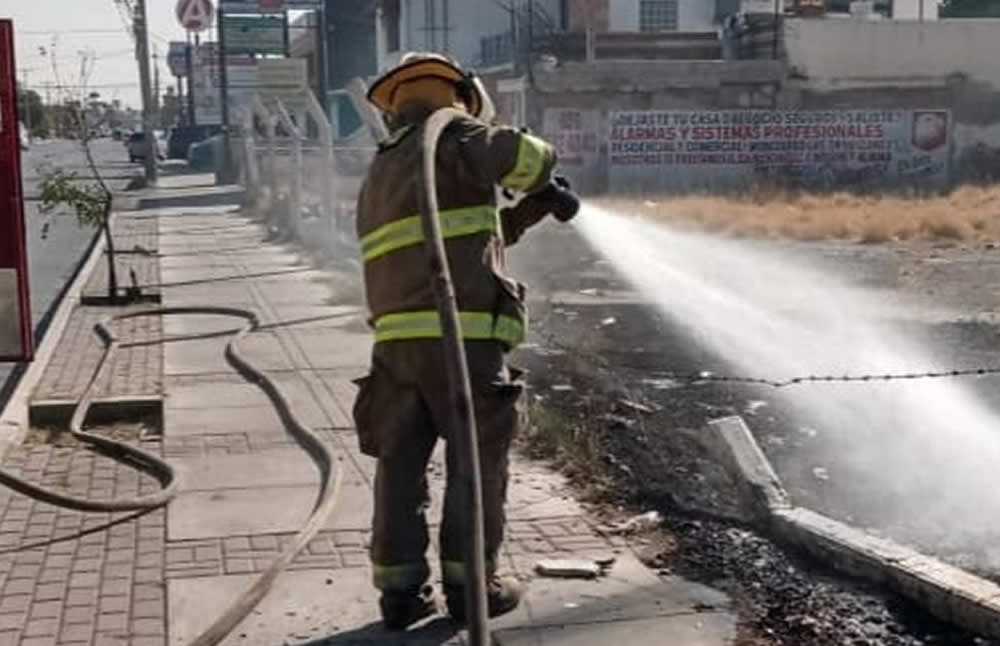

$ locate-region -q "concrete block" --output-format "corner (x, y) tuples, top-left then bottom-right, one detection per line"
(773, 507), (1000, 639)
(704, 416), (790, 521)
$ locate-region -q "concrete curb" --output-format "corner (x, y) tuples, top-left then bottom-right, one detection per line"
(0, 220), (109, 460)
(706, 415), (1000, 640)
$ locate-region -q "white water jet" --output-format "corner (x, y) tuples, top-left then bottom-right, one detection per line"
(573, 203), (1000, 564)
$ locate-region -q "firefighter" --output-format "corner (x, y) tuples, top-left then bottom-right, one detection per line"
(352, 52), (578, 630)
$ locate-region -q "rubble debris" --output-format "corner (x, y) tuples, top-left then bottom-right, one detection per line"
(551, 384), (575, 392)
(599, 316), (617, 327)
(603, 510), (664, 535)
(534, 559), (603, 579)
(618, 399), (658, 414)
(744, 400), (768, 414)
(640, 377), (681, 390)
(812, 467), (830, 481)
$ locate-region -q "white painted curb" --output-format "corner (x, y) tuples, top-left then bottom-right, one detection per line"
(706, 415), (1000, 640)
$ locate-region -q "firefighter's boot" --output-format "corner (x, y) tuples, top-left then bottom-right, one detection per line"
(379, 584), (438, 631)
(444, 575), (523, 623)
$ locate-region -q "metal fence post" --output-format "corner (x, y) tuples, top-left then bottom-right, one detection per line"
(274, 98), (303, 240)
(305, 90), (336, 233)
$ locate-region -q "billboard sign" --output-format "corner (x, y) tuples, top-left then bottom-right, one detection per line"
(608, 109), (951, 191)
(222, 15), (285, 56)
(220, 0), (321, 12)
(167, 41), (189, 78)
(191, 42), (222, 124)
(0, 20), (33, 361)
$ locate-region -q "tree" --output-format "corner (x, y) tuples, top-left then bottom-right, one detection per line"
(16, 86), (46, 137)
(35, 44), (122, 303)
(939, 0), (1000, 16)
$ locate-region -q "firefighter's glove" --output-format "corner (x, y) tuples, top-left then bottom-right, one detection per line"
(532, 175), (580, 223)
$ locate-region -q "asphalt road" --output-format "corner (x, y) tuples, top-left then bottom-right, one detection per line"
(1, 138), (139, 402)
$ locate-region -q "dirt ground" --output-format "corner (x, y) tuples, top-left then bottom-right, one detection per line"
(507, 199), (1000, 646)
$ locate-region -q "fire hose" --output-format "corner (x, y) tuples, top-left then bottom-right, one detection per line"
(0, 305), (343, 646)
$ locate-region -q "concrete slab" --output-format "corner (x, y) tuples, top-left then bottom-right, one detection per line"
(495, 612), (734, 646)
(173, 449), (320, 491)
(165, 377), (329, 429)
(168, 569), (465, 646)
(164, 405), (286, 437)
(168, 462), (369, 540)
(164, 335), (293, 375)
(287, 330), (373, 370)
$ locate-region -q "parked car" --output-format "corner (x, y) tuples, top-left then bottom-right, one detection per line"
(166, 125), (222, 160)
(127, 131), (166, 163)
(187, 134), (223, 172)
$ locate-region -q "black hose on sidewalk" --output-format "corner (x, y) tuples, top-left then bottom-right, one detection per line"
(417, 107), (491, 646)
(0, 305), (343, 646)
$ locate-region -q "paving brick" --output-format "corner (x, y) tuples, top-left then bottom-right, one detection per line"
(100, 595), (129, 614)
(63, 605), (97, 624)
(68, 572), (100, 589)
(97, 612), (127, 632)
(23, 616), (59, 637)
(33, 582), (65, 601)
(60, 621), (95, 642)
(20, 636), (56, 646)
(0, 611), (26, 630)
(5, 578), (35, 595)
(65, 588), (98, 607)
(132, 584), (164, 603)
(0, 593), (30, 613)
(132, 618), (165, 636)
(131, 599), (163, 619)
(29, 600), (62, 619)
(100, 578), (131, 596)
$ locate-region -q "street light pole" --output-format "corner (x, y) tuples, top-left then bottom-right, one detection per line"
(134, 0), (158, 185)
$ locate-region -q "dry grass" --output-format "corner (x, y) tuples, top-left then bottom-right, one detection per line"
(596, 185), (1000, 244)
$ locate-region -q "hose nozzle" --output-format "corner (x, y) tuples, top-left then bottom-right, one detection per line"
(538, 175), (580, 223)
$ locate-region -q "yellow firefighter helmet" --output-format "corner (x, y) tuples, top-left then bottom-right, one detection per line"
(367, 52), (484, 118)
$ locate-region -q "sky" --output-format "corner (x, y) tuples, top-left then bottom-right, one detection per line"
(1, 0), (195, 108)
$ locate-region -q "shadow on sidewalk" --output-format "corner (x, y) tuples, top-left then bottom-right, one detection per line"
(303, 617), (459, 645)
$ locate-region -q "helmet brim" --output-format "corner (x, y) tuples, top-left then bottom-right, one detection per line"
(368, 58), (482, 117)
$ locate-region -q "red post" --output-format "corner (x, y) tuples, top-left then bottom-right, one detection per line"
(0, 20), (33, 362)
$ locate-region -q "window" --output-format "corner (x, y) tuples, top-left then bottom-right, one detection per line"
(640, 0), (678, 32)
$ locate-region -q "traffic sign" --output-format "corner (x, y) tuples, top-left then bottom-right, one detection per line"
(176, 0), (215, 32)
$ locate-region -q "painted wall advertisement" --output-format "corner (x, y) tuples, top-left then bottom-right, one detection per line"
(608, 109), (951, 191)
(542, 108), (600, 168)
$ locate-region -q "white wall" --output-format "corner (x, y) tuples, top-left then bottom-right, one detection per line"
(388, 0), (560, 70)
(678, 0), (716, 31)
(609, 0), (640, 30)
(785, 18), (1000, 88)
(892, 0), (939, 21)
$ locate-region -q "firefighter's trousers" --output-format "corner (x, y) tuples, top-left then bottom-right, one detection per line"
(352, 339), (523, 593)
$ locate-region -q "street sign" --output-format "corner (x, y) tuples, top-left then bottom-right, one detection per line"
(220, 0), (321, 12)
(257, 58), (308, 113)
(192, 42), (222, 124)
(0, 20), (33, 361)
(176, 0), (216, 32)
(222, 15), (285, 56)
(167, 41), (189, 77)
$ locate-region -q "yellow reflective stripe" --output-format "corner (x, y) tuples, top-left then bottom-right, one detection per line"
(374, 311), (525, 347)
(441, 558), (498, 586)
(501, 133), (551, 192)
(372, 561), (430, 591)
(360, 205), (498, 262)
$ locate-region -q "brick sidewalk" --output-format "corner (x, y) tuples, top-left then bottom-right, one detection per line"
(0, 202), (736, 646)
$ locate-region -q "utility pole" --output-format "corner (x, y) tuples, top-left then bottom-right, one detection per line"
(134, 0), (158, 184)
(186, 32), (196, 126)
(216, 4), (234, 183)
(18, 67), (31, 137)
(153, 45), (161, 120)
